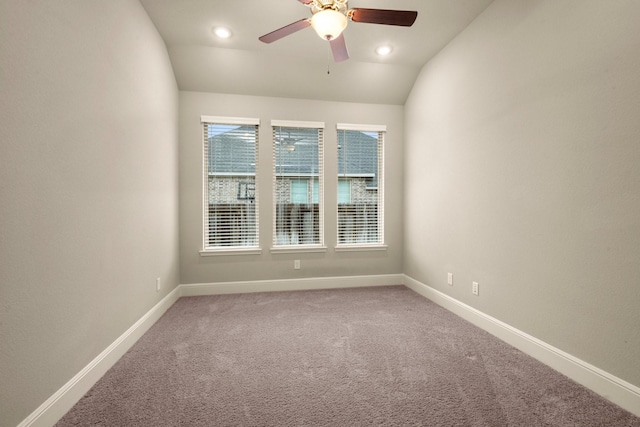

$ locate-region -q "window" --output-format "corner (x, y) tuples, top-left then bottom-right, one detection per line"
(201, 116), (259, 252)
(272, 120), (324, 248)
(338, 179), (351, 204)
(337, 124), (385, 246)
(290, 180), (316, 204)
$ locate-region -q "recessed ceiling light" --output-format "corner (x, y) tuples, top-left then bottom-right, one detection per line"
(213, 27), (232, 39)
(375, 45), (392, 56)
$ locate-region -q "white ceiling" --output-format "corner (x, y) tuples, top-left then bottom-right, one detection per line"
(140, 0), (494, 105)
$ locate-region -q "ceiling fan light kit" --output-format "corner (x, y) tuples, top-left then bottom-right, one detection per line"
(259, 0), (417, 62)
(310, 9), (348, 40)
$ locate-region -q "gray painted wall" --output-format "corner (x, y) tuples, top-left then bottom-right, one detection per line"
(179, 92), (403, 284)
(404, 0), (640, 387)
(4, 1), (639, 425)
(0, 1), (180, 425)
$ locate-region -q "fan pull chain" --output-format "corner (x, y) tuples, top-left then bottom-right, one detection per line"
(327, 43), (331, 75)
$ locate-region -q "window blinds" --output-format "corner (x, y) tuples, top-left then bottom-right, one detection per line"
(202, 117), (259, 249)
(272, 121), (324, 247)
(337, 125), (385, 245)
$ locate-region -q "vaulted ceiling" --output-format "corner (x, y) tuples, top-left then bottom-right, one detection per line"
(140, 0), (494, 105)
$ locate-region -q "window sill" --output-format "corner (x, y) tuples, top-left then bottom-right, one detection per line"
(335, 244), (388, 252)
(270, 245), (328, 254)
(200, 248), (262, 257)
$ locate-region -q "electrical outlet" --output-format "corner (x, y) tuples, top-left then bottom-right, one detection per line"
(294, 260), (300, 270)
(156, 277), (161, 292)
(472, 281), (479, 296)
(447, 272), (453, 286)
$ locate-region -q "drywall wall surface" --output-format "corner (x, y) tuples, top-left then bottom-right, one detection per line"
(0, 1), (179, 425)
(404, 0), (640, 386)
(179, 91), (403, 284)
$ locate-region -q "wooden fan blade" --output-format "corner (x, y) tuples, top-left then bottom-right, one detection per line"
(259, 18), (311, 43)
(330, 34), (349, 62)
(349, 9), (418, 26)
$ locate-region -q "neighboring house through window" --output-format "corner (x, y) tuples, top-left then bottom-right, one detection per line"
(272, 120), (324, 248)
(200, 117), (380, 252)
(290, 179), (319, 204)
(201, 116), (259, 253)
(337, 124), (385, 246)
(338, 179), (351, 204)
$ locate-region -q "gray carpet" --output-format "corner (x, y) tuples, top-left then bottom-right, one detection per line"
(56, 285), (640, 426)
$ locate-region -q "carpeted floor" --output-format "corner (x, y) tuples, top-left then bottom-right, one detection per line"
(56, 285), (640, 426)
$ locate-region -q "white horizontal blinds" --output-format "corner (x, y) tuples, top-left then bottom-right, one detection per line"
(337, 125), (385, 245)
(272, 121), (324, 247)
(202, 117), (259, 249)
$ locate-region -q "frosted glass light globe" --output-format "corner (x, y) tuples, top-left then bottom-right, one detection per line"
(310, 9), (347, 40)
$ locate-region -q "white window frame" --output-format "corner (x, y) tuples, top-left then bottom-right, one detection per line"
(335, 123), (387, 251)
(200, 116), (262, 256)
(271, 120), (326, 253)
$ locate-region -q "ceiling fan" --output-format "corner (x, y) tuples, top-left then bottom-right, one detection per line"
(258, 0), (418, 62)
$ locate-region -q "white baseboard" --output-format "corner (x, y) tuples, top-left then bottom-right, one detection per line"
(22, 273), (637, 427)
(402, 274), (640, 418)
(179, 273), (404, 297)
(18, 274), (402, 427)
(18, 287), (181, 427)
